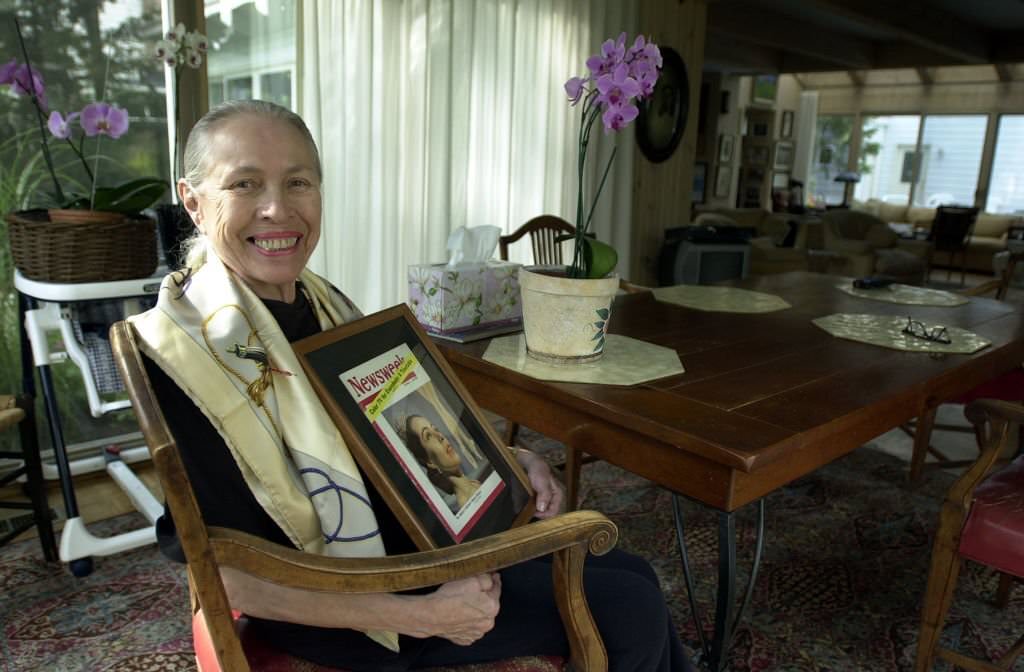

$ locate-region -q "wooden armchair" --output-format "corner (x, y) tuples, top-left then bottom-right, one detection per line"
(109, 320), (618, 672)
(914, 398), (1024, 671)
(499, 215), (576, 267)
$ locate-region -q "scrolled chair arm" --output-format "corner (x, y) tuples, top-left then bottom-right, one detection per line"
(950, 398), (1024, 509)
(208, 510), (618, 593)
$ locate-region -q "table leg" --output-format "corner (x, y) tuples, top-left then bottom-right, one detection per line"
(19, 295), (82, 527)
(673, 495), (766, 672)
(564, 444), (582, 511)
(909, 405), (937, 483)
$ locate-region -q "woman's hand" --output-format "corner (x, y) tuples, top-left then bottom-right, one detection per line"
(419, 573), (502, 645)
(514, 448), (564, 518)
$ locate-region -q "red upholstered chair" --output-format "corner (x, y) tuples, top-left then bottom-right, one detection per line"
(193, 610), (566, 672)
(110, 321), (616, 672)
(914, 399), (1024, 672)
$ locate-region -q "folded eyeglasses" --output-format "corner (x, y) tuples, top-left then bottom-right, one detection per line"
(902, 316), (951, 344)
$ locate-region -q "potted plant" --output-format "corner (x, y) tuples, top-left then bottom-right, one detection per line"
(518, 32), (661, 363)
(1, 18), (167, 284)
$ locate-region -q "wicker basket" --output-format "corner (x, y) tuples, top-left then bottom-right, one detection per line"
(5, 209), (158, 283)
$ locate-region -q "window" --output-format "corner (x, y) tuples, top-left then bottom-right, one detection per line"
(0, 1), (171, 446)
(205, 0), (297, 109)
(987, 115), (1024, 214)
(808, 115), (854, 207)
(913, 115), (987, 207)
(854, 115), (920, 205)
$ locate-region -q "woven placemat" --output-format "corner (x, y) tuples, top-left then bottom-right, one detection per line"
(482, 333), (684, 384)
(651, 285), (790, 313)
(813, 313), (990, 354)
(835, 281), (968, 306)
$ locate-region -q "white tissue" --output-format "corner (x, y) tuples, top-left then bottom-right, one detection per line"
(445, 225), (501, 268)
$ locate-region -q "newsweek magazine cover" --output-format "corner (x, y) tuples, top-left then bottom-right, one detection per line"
(340, 344), (504, 542)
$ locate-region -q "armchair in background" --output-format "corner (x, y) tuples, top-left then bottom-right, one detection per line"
(821, 209), (930, 283)
(694, 208), (810, 275)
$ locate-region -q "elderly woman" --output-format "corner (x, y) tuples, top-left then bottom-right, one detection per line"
(132, 100), (692, 672)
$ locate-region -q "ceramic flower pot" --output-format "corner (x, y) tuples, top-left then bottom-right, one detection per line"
(518, 265), (619, 364)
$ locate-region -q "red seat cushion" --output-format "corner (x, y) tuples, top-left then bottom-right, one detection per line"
(959, 455), (1024, 578)
(194, 609), (566, 672)
(952, 368), (1024, 405)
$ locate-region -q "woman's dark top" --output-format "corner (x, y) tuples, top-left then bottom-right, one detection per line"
(144, 289), (425, 669)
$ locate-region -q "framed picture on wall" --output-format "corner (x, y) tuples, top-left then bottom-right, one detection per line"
(692, 162), (707, 204)
(780, 110), (794, 139)
(773, 141), (794, 170)
(292, 304), (535, 550)
(772, 171), (790, 189)
(714, 165), (732, 198)
(718, 134), (735, 164)
(751, 74), (778, 106)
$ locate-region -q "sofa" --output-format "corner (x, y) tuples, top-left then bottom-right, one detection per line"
(820, 209), (930, 283)
(852, 199), (1021, 274)
(694, 207), (810, 275)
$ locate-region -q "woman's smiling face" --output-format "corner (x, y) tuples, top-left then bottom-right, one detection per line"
(180, 113), (321, 302)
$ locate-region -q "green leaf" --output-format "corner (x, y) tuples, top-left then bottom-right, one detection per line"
(594, 321), (605, 329)
(427, 288), (437, 296)
(86, 178), (168, 214)
(596, 308), (610, 320)
(593, 336), (605, 352)
(581, 237), (618, 279)
(591, 330), (604, 340)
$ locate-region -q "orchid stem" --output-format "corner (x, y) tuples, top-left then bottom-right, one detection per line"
(66, 136), (94, 183)
(13, 18), (65, 204)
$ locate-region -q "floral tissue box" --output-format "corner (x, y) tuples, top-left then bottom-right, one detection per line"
(408, 261), (522, 336)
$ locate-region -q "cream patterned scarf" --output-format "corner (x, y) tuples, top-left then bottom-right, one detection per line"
(130, 253), (397, 650)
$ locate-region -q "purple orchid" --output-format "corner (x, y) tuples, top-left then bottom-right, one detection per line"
(81, 102), (130, 138)
(564, 76), (586, 105)
(602, 102), (639, 132)
(596, 63), (642, 111)
(3, 62), (47, 109)
(564, 33), (661, 278)
(47, 110), (79, 139)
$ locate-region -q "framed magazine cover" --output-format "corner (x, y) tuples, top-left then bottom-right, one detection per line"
(293, 304), (535, 550)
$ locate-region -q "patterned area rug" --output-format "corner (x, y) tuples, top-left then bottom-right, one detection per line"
(1, 429), (1021, 671)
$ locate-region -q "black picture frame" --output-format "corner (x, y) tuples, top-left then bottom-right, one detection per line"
(780, 110), (794, 139)
(692, 161), (707, 204)
(293, 304), (535, 550)
(636, 46), (689, 164)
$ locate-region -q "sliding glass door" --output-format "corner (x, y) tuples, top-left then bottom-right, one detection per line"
(853, 115), (920, 205)
(912, 115), (987, 207)
(987, 115), (1024, 214)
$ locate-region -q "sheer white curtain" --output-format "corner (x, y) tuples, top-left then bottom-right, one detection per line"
(299, 0), (636, 311)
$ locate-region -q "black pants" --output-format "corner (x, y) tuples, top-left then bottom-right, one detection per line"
(260, 548), (692, 672)
(413, 548), (693, 672)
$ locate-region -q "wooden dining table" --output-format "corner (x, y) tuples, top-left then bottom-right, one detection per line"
(434, 271), (1024, 671)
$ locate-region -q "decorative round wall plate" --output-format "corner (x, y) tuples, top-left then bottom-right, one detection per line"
(636, 46), (689, 163)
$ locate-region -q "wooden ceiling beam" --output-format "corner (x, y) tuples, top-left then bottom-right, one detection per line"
(991, 31), (1024, 63)
(708, 4), (874, 70)
(703, 38), (782, 74)
(916, 67), (934, 85)
(848, 70), (865, 86)
(806, 0), (989, 64)
(873, 43), (978, 70)
(994, 63), (1013, 82)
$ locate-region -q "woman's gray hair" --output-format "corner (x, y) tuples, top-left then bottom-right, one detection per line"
(179, 99), (322, 269)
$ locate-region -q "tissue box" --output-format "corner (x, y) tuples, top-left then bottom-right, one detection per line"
(408, 261), (522, 336)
